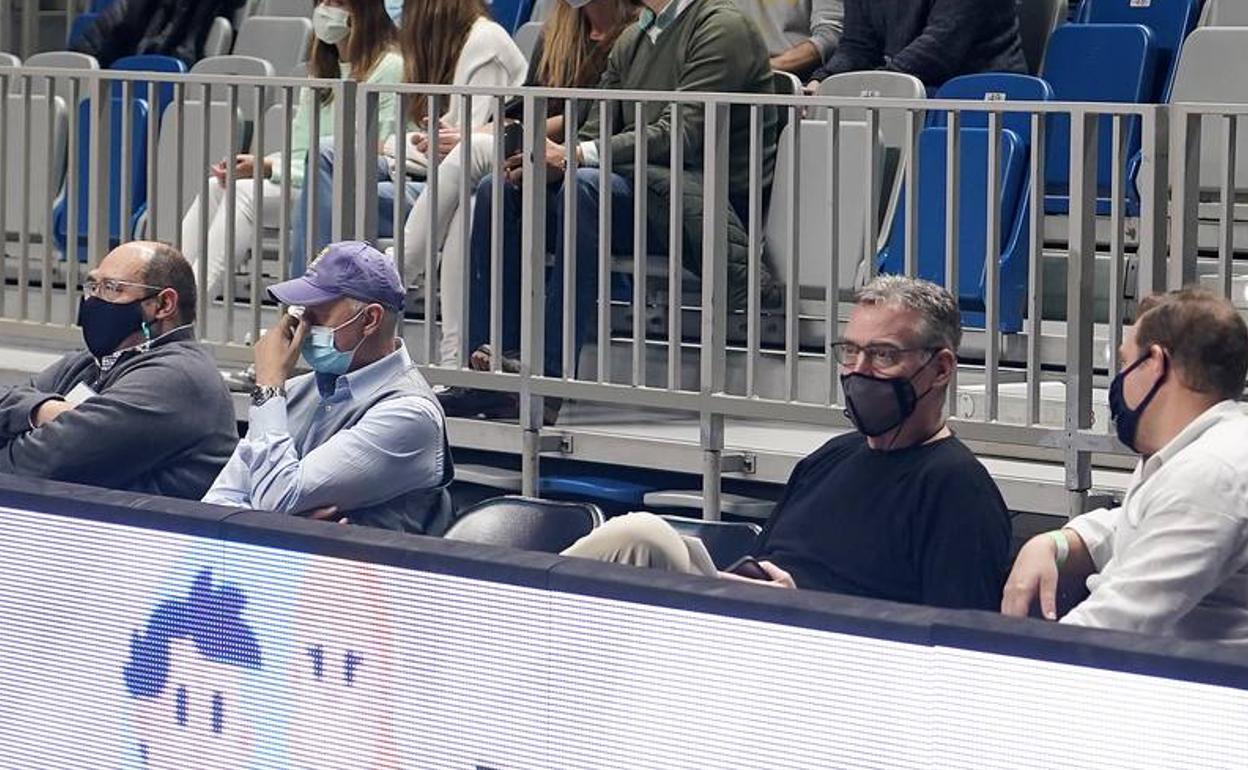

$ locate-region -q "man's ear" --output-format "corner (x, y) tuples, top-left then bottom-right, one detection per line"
(150, 288), (178, 322)
(930, 348), (957, 389)
(361, 304), (385, 337)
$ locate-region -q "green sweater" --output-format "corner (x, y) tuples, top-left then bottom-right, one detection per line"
(268, 51), (405, 188)
(579, 0), (778, 203)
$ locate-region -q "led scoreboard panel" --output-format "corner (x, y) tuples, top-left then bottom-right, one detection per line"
(2, 480), (1248, 769)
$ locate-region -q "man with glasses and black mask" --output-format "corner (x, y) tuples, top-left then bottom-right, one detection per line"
(0, 241), (236, 499)
(562, 275), (1012, 611)
(1004, 290), (1248, 643)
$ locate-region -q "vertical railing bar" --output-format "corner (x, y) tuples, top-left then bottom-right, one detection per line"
(562, 97), (578, 378)
(64, 76), (81, 316)
(1169, 109), (1201, 290)
(903, 108), (920, 277)
(41, 75), (58, 322)
(455, 93), (477, 367)
(489, 95), (505, 371)
(118, 79), (132, 260)
(596, 99), (613, 383)
(745, 104), (762, 398)
(632, 100), (648, 388)
(87, 72), (114, 282)
(1026, 112), (1046, 425)
(826, 107), (841, 406)
(784, 104), (801, 402)
(172, 82), (184, 253)
(305, 85), (320, 275)
(424, 92), (440, 365)
(984, 110), (1001, 422)
(0, 72), (8, 319)
(667, 102), (683, 391)
(17, 74), (31, 320)
(863, 107), (881, 280)
(223, 82), (239, 342)
(250, 84), (265, 341)
(1065, 108), (1098, 517)
(278, 86), (293, 282)
(393, 92), (407, 287)
(519, 94), (549, 497)
(1108, 114), (1127, 384)
(196, 82), (211, 331)
(700, 101), (730, 521)
(1218, 113), (1236, 300)
(144, 81), (157, 248)
(943, 111), (961, 414)
(1137, 106), (1169, 302)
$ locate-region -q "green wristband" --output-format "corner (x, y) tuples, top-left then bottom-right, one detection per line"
(1047, 530), (1070, 569)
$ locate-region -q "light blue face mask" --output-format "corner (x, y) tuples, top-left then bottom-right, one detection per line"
(385, 0), (402, 23)
(301, 307), (366, 375)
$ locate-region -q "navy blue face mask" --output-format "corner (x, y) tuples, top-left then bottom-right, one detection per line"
(1108, 350), (1168, 453)
(77, 295), (154, 359)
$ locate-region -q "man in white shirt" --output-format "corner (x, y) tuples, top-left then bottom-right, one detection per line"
(1002, 289), (1248, 643)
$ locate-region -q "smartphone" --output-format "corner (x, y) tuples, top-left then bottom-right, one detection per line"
(726, 555), (773, 581)
(503, 122), (525, 158)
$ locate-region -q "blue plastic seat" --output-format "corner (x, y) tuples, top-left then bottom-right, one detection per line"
(1081, 0), (1199, 102)
(110, 54), (185, 120)
(876, 126), (1029, 332)
(1041, 23), (1158, 215)
(538, 474), (652, 508)
(929, 73), (1054, 147)
(67, 13), (99, 47)
(52, 97), (150, 259)
(486, 0), (533, 34)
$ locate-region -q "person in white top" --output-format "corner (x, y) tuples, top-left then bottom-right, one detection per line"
(1002, 289), (1248, 644)
(292, 0), (527, 277)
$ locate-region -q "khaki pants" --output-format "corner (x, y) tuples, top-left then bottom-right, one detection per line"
(561, 512), (700, 574)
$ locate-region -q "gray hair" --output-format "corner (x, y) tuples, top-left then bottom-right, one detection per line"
(854, 275), (962, 352)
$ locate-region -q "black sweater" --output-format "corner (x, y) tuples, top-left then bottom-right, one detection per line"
(756, 432), (1012, 611)
(812, 0), (1027, 87)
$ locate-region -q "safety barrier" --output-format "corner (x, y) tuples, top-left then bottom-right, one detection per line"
(1, 67), (1245, 518)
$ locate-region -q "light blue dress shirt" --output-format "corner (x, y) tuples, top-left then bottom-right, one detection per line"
(204, 343), (446, 516)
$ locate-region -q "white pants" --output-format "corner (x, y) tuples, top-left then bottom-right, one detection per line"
(402, 137), (496, 366)
(181, 176), (286, 301)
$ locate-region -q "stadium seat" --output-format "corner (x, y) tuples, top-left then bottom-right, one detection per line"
(444, 495), (603, 553)
(539, 474), (652, 509)
(232, 16), (313, 77)
(1199, 0), (1248, 27)
(253, 0), (312, 17)
(1080, 0), (1199, 102)
(1168, 28), (1248, 208)
(2, 93), (68, 250)
(1041, 23), (1158, 215)
(659, 515), (762, 570)
(772, 70), (802, 97)
(51, 96), (150, 259)
(876, 126), (1030, 332)
(67, 13), (98, 48)
(929, 73), (1054, 148)
(190, 55), (275, 121)
(110, 54), (186, 120)
(513, 20), (542, 65)
(0, 52), (20, 68)
(487, 0), (534, 35)
(202, 17), (235, 59)
(643, 490), (776, 520)
(24, 51), (98, 71)
(764, 119), (882, 299)
(138, 100), (246, 245)
(1018, 0), (1068, 74)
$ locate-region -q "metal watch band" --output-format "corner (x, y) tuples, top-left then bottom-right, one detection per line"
(250, 385), (286, 407)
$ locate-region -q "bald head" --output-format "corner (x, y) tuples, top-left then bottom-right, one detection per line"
(95, 241), (197, 325)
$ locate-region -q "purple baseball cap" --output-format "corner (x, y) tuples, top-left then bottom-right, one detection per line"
(268, 240), (406, 312)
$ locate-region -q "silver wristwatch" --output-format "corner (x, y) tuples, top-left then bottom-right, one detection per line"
(250, 385), (286, 407)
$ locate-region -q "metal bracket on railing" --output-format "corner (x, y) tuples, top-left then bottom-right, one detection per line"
(720, 453), (756, 475)
(539, 433), (573, 454)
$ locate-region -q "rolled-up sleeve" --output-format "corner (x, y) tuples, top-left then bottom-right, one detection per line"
(207, 395), (445, 515)
(1064, 504), (1123, 571)
(808, 0), (845, 62)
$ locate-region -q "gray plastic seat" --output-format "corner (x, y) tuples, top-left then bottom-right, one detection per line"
(3, 93), (68, 248)
(254, 0), (313, 18)
(22, 51), (98, 97)
(1169, 28), (1248, 201)
(1018, 0), (1068, 74)
(202, 17), (234, 58)
(232, 16), (312, 76)
(658, 515), (763, 570)
(1199, 0), (1248, 27)
(190, 55), (275, 121)
(444, 495), (604, 553)
(772, 69), (802, 96)
(513, 21), (543, 64)
(0, 52), (20, 68)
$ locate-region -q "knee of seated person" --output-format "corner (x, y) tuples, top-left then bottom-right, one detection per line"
(562, 512), (689, 572)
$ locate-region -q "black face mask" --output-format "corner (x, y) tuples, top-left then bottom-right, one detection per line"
(840, 355), (937, 438)
(77, 295), (153, 359)
(1108, 351), (1168, 453)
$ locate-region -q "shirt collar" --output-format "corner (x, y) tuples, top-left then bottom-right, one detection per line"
(314, 341), (411, 400)
(1139, 400), (1244, 479)
(639, 0), (695, 42)
(98, 324), (195, 372)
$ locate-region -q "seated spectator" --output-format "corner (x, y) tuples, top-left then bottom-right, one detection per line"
(563, 276), (1012, 610)
(181, 0), (404, 300)
(440, 0), (782, 424)
(70, 0), (246, 67)
(808, 0), (1026, 88)
(204, 241), (453, 534)
(1003, 290), (1248, 643)
(0, 242), (236, 499)
(400, 0), (641, 367)
(737, 0), (844, 80)
(292, 0), (528, 273)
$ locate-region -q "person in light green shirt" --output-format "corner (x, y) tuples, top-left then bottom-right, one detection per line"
(180, 0), (403, 300)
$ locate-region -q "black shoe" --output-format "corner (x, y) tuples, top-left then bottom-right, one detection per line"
(437, 386), (562, 426)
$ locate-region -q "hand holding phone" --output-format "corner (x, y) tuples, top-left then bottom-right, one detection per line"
(503, 122), (525, 158)
(726, 555), (774, 582)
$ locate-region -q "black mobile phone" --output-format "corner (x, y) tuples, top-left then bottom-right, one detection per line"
(503, 122), (525, 157)
(726, 555), (773, 581)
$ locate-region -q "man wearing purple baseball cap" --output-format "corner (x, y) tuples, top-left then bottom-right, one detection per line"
(204, 241), (455, 534)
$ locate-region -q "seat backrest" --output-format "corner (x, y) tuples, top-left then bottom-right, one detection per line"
(814, 71), (926, 151)
(1041, 23), (1157, 201)
(233, 16), (313, 74)
(67, 13), (99, 48)
(110, 54), (186, 120)
(256, 0), (312, 17)
(765, 119), (881, 297)
(443, 495), (604, 553)
(931, 73), (1054, 147)
(150, 100), (246, 244)
(25, 51), (99, 70)
(772, 70), (802, 97)
(1018, 0), (1069, 73)
(202, 16), (234, 58)
(878, 126), (1028, 319)
(3, 93), (68, 240)
(190, 54), (276, 121)
(659, 516), (761, 570)
(1081, 0), (1199, 101)
(513, 20), (543, 64)
(488, 0), (534, 35)
(0, 52), (20, 68)
(1169, 27), (1248, 195)
(1200, 0), (1248, 27)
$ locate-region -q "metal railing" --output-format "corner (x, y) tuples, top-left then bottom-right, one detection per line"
(2, 67), (1245, 518)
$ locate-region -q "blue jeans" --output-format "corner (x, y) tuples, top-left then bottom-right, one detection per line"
(467, 169), (641, 378)
(290, 138), (423, 275)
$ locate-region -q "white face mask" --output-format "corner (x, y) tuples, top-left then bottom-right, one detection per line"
(563, 0), (594, 7)
(313, 5), (351, 46)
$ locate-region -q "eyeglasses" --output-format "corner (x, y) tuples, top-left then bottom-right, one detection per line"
(830, 341), (936, 369)
(83, 277), (163, 303)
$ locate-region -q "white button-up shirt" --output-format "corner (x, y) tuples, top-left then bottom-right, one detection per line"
(1063, 400), (1248, 643)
